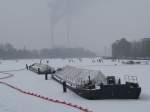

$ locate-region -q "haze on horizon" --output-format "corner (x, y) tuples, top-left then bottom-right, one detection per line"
(0, 0), (150, 56)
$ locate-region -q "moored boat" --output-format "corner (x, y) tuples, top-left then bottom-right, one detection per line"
(52, 66), (141, 99)
(29, 63), (55, 74)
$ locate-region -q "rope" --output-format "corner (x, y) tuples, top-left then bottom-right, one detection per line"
(0, 71), (93, 112)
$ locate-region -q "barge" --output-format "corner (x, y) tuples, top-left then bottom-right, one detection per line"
(52, 66), (141, 99)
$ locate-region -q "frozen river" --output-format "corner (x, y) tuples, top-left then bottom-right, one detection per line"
(0, 58), (149, 112)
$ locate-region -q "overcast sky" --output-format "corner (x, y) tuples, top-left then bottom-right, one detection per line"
(0, 0), (150, 55)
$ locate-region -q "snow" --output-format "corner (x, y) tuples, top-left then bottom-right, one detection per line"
(54, 65), (107, 86)
(0, 58), (150, 112)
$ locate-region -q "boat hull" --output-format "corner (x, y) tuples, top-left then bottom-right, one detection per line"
(52, 75), (141, 100)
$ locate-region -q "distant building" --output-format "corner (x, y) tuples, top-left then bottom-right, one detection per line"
(112, 38), (150, 59)
(141, 38), (150, 57)
(142, 38), (150, 42)
(112, 38), (131, 58)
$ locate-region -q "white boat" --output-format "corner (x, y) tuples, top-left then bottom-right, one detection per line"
(29, 63), (55, 74)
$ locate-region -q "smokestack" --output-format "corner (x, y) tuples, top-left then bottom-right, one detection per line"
(50, 21), (55, 48)
(48, 0), (66, 48)
(65, 0), (72, 48)
(65, 10), (71, 48)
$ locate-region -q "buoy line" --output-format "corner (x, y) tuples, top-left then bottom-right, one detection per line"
(0, 69), (93, 112)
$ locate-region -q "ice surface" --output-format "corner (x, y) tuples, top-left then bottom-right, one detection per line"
(0, 58), (150, 112)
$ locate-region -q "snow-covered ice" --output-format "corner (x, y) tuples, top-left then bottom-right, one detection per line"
(0, 58), (150, 112)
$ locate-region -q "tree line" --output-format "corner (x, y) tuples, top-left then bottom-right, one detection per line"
(0, 43), (96, 59)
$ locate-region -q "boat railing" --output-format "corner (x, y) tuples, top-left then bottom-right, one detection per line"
(124, 75), (138, 84)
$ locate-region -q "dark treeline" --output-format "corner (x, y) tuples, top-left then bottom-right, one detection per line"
(0, 43), (96, 59)
(40, 47), (96, 58)
(112, 38), (150, 59)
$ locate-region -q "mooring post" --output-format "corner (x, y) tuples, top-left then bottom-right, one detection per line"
(45, 74), (48, 80)
(100, 82), (103, 89)
(38, 68), (40, 74)
(88, 76), (91, 84)
(26, 64), (28, 70)
(118, 78), (121, 84)
(63, 81), (67, 92)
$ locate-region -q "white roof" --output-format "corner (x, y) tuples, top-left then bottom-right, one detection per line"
(55, 66), (107, 86)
